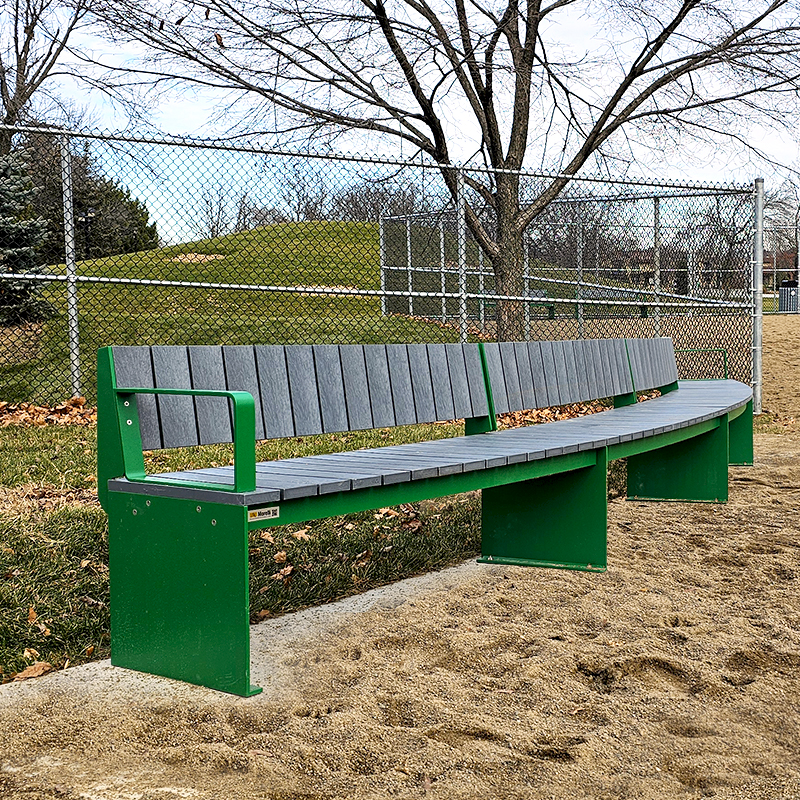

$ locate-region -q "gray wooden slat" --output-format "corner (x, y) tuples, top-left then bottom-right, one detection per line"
(445, 344), (472, 419)
(224, 346), (266, 440)
(538, 341), (560, 407)
(112, 345), (162, 450)
(339, 345), (373, 431)
(646, 340), (659, 388)
(597, 340), (618, 397)
(313, 345), (349, 433)
(591, 339), (613, 398)
(364, 345), (396, 428)
(463, 344), (489, 418)
(499, 342), (523, 413)
(427, 344), (456, 420)
(152, 346), (199, 448)
(407, 344), (437, 423)
(572, 340), (590, 402)
(188, 346), (232, 445)
(551, 341), (571, 404)
(108, 476), (279, 505)
(630, 339), (650, 391)
(603, 340), (622, 396)
(285, 345), (323, 436)
(580, 340), (600, 401)
(664, 339), (679, 383)
(526, 341), (549, 408)
(255, 344), (295, 439)
(637, 339), (652, 390)
(482, 343), (508, 414)
(308, 452), (408, 483)
(615, 339), (634, 394)
(387, 345), (418, 426)
(514, 342), (536, 410)
(662, 339), (676, 383)
(560, 341), (581, 405)
(253, 465), (349, 496)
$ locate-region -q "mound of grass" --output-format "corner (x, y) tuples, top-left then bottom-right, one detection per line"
(1, 221), (469, 405)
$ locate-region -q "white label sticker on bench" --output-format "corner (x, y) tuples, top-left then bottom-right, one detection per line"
(248, 507), (280, 522)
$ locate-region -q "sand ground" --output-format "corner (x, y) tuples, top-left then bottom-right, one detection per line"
(1, 316), (800, 800)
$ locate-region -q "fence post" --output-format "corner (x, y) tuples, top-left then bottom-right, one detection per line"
(576, 221), (584, 338)
(478, 246), (485, 331)
(523, 229), (531, 340)
(456, 170), (468, 343)
(379, 214), (387, 316)
(752, 177), (764, 415)
(439, 218), (447, 322)
(653, 197), (661, 336)
(60, 134), (81, 398)
(406, 218), (413, 316)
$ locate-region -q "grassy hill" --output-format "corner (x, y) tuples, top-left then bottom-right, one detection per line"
(1, 221), (464, 404)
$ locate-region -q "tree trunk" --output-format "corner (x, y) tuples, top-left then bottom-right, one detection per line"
(492, 175), (525, 341)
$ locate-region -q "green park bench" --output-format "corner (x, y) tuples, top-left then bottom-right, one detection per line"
(96, 337), (753, 696)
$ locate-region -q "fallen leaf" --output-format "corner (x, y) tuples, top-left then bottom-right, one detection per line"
(14, 662), (52, 681)
(85, 645), (95, 657)
(27, 607), (37, 624)
(259, 531), (275, 542)
(36, 622), (51, 636)
(292, 529), (311, 540)
(271, 565), (294, 580)
(23, 648), (39, 661)
(273, 550), (287, 563)
(344, 523), (355, 531)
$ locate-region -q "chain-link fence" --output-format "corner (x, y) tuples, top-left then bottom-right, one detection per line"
(0, 126), (758, 407)
(762, 226), (799, 313)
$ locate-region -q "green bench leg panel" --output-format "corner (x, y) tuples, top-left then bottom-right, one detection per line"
(108, 492), (260, 697)
(627, 417), (729, 503)
(728, 400), (754, 466)
(478, 449), (608, 572)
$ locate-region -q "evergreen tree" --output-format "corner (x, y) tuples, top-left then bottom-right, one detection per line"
(0, 152), (52, 325)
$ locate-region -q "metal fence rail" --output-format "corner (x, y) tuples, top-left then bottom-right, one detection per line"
(0, 126), (759, 410)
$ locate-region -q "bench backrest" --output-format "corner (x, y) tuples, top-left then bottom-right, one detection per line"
(112, 343), (491, 450)
(482, 337), (677, 414)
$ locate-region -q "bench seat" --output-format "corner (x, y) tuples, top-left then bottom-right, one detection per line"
(108, 379), (752, 505)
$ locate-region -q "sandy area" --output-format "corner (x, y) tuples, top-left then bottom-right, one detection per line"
(1, 316), (800, 799)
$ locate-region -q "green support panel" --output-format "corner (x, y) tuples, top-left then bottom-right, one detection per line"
(728, 400), (754, 466)
(108, 492), (260, 697)
(478, 448), (608, 572)
(627, 417), (729, 503)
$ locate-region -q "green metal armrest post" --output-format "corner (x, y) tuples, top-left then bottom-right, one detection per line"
(115, 387), (257, 493)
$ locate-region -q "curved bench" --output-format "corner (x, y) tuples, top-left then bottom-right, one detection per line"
(97, 337), (753, 695)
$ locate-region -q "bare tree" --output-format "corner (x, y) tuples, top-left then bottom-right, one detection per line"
(0, 0), (91, 154)
(89, 0), (800, 337)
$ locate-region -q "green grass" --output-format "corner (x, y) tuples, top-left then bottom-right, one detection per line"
(0, 420), (486, 682)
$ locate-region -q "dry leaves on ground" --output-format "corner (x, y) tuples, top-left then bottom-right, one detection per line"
(0, 397), (96, 427)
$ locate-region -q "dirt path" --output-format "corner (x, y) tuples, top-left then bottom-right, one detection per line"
(1, 319), (800, 800)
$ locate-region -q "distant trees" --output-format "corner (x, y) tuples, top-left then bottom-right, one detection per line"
(0, 151), (52, 324)
(16, 131), (158, 262)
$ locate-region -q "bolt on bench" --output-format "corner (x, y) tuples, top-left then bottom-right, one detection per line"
(97, 338), (753, 695)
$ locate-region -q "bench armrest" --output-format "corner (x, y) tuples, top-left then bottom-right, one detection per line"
(115, 387), (256, 493)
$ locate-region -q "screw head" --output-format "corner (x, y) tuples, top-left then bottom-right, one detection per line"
(126, 419), (132, 426)
(124, 400), (130, 407)
(196, 506), (202, 513)
(212, 519), (217, 526)
(132, 509), (137, 516)
(146, 500), (151, 507)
